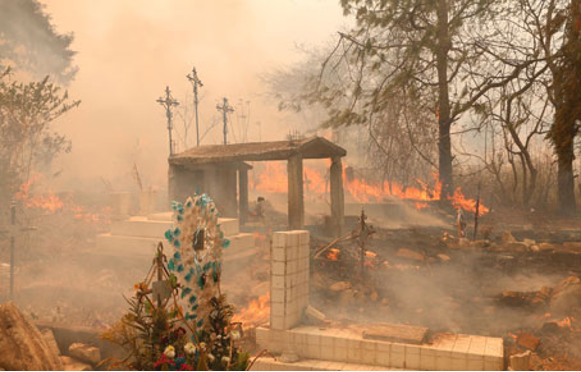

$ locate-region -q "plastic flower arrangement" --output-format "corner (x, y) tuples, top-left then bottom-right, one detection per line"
(102, 194), (250, 371)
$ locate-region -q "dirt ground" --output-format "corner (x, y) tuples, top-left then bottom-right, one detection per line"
(308, 208), (581, 370)
(3, 203), (581, 370)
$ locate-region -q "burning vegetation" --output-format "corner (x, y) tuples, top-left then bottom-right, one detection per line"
(5, 0), (581, 371)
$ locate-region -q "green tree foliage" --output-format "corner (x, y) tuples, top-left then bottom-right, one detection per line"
(0, 0), (77, 84)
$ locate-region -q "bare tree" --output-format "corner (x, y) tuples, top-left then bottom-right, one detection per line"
(307, 0), (545, 202)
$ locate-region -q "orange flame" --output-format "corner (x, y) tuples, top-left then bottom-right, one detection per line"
(15, 174), (64, 213)
(232, 294), (270, 329)
(249, 162), (488, 215)
(14, 173), (109, 222)
(326, 247), (340, 261)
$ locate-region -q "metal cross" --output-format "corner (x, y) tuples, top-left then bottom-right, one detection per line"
(216, 97), (234, 145)
(157, 86), (179, 156)
(186, 67), (203, 147)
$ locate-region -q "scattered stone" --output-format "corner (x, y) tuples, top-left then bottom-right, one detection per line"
(304, 305), (326, 324)
(472, 240), (490, 248)
(538, 243), (556, 251)
(517, 332), (540, 351)
(396, 248), (424, 262)
(41, 328), (61, 357)
(369, 291), (379, 302)
(523, 239), (536, 248)
(550, 276), (581, 315)
(278, 351), (300, 363)
(0, 302), (63, 371)
(437, 253), (451, 262)
(457, 238), (471, 248)
(509, 350), (532, 371)
(329, 281), (351, 292)
(68, 343), (101, 366)
(60, 356), (92, 371)
(564, 242), (581, 250)
(507, 242), (528, 252)
(502, 231), (517, 245)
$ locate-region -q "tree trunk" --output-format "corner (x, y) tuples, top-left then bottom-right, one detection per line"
(551, 0), (581, 214)
(556, 147), (576, 214)
(436, 0), (454, 200)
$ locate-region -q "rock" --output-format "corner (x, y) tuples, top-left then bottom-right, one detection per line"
(563, 242), (581, 250)
(502, 231), (517, 245)
(472, 240), (490, 248)
(507, 242), (528, 252)
(523, 239), (536, 248)
(517, 332), (540, 351)
(304, 305), (326, 324)
(278, 351), (300, 363)
(0, 302), (63, 371)
(538, 243), (556, 251)
(550, 276), (581, 315)
(329, 281), (351, 292)
(369, 291), (379, 302)
(437, 253), (451, 262)
(396, 248), (424, 262)
(41, 328), (61, 357)
(68, 343), (101, 366)
(509, 350), (532, 371)
(530, 245), (540, 252)
(60, 356), (92, 371)
(458, 238), (471, 248)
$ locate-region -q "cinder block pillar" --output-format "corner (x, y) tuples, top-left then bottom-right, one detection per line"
(270, 230), (310, 330)
(287, 154), (304, 229)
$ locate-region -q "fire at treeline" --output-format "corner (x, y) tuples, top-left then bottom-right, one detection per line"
(3, 0), (581, 371)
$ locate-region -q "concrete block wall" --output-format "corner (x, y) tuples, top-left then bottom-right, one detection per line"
(255, 326), (504, 371)
(270, 230), (310, 331)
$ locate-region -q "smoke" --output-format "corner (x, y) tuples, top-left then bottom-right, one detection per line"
(29, 0), (346, 198)
(0, 0), (78, 83)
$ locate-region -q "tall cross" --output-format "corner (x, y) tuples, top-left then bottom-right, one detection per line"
(216, 97), (234, 145)
(157, 86), (179, 156)
(186, 67), (203, 147)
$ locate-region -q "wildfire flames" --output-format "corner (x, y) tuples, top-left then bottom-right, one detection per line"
(250, 163), (488, 215)
(14, 173), (108, 222)
(15, 174), (64, 213)
(326, 247), (340, 261)
(232, 294), (270, 329)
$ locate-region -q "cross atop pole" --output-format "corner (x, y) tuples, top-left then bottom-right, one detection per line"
(157, 86), (179, 156)
(186, 67), (203, 147)
(216, 97), (234, 145)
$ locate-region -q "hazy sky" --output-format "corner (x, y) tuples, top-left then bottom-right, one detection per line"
(43, 0), (346, 190)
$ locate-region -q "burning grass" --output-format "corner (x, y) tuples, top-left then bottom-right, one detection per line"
(249, 161), (488, 215)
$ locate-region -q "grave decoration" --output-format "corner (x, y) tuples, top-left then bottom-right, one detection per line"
(102, 194), (249, 371)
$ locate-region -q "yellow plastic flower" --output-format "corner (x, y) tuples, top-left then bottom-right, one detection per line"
(184, 342), (197, 355)
(164, 345), (176, 358)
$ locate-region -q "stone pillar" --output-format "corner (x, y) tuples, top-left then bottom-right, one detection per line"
(287, 154), (304, 230)
(270, 230), (310, 330)
(238, 169), (249, 225)
(330, 157), (345, 236)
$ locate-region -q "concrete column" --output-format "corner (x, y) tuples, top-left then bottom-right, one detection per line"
(330, 157), (345, 236)
(168, 164), (177, 204)
(238, 169), (249, 225)
(287, 154), (304, 230)
(270, 230), (310, 330)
